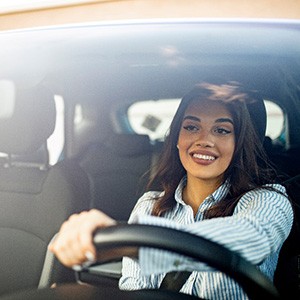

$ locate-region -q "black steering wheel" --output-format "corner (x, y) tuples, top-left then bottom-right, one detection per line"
(90, 224), (280, 299)
(0, 224), (280, 300)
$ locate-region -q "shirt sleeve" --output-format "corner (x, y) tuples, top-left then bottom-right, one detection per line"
(136, 186), (293, 276)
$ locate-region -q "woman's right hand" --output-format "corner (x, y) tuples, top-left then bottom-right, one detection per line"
(49, 209), (117, 268)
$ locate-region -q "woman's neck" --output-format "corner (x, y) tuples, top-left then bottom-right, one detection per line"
(182, 176), (221, 216)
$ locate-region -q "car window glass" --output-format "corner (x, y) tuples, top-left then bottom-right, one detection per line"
(128, 99), (180, 141)
(264, 100), (284, 139)
(47, 95), (65, 165)
(128, 99), (284, 142)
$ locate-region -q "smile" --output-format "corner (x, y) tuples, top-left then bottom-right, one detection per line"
(193, 153), (216, 161)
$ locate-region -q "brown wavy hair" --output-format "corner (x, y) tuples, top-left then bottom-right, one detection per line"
(148, 81), (279, 218)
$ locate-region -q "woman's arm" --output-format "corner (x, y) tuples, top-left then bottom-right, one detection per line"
(136, 186), (293, 276)
(49, 191), (157, 270)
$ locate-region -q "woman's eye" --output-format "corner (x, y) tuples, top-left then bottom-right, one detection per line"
(183, 125), (198, 132)
(214, 127), (232, 135)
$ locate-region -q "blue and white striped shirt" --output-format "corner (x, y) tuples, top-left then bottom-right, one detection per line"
(119, 177), (293, 299)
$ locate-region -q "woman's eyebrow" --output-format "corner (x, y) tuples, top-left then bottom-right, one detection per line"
(183, 115), (200, 122)
(215, 118), (234, 125)
(183, 116), (233, 125)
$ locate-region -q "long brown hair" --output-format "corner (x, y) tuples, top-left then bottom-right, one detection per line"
(148, 81), (279, 218)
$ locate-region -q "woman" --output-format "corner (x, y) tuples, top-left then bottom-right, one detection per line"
(50, 81), (293, 299)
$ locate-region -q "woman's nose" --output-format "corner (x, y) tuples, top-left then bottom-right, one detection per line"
(196, 140), (215, 148)
(195, 132), (215, 148)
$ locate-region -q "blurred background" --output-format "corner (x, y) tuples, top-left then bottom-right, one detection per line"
(1, 0), (300, 31)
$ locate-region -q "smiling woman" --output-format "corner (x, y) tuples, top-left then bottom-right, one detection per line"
(50, 80), (293, 300)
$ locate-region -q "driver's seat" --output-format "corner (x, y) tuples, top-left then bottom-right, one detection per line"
(274, 174), (300, 299)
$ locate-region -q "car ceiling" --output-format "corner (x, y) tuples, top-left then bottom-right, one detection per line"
(0, 20), (300, 106)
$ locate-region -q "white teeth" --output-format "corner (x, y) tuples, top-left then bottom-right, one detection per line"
(193, 154), (215, 161)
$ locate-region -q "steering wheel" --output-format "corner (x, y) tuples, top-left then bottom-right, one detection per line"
(89, 224), (280, 299)
(0, 224), (280, 300)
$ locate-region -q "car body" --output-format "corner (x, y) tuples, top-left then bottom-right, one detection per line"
(0, 19), (299, 299)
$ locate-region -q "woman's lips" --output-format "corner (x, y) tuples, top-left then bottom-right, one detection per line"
(191, 151), (218, 165)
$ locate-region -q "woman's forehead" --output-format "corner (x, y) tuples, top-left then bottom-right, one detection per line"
(184, 98), (233, 118)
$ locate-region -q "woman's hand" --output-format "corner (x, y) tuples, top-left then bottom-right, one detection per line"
(49, 209), (117, 268)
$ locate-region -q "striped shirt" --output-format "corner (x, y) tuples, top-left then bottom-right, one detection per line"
(119, 177), (293, 299)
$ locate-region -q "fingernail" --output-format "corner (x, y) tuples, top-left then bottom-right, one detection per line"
(72, 264), (83, 272)
(85, 251), (96, 262)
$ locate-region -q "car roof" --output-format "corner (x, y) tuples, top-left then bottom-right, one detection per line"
(1, 19), (300, 103)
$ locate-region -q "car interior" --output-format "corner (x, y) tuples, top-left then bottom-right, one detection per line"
(0, 85), (91, 294)
(0, 20), (299, 299)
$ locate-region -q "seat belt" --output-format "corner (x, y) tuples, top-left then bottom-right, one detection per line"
(159, 271), (192, 291)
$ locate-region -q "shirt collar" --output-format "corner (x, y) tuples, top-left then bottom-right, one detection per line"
(174, 176), (230, 205)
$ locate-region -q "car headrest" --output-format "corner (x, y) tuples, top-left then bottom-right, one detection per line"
(0, 86), (56, 155)
(246, 98), (267, 142)
(104, 134), (152, 157)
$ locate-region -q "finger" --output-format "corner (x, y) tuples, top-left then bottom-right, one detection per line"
(49, 215), (88, 266)
(50, 230), (87, 267)
(77, 209), (117, 259)
(49, 209), (117, 267)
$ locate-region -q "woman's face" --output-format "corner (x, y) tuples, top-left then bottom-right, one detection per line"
(177, 99), (235, 186)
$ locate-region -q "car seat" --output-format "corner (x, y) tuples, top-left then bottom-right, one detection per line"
(274, 174), (300, 299)
(0, 85), (90, 295)
(78, 133), (153, 221)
